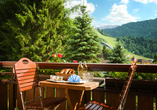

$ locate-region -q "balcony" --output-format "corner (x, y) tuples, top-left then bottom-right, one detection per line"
(0, 61), (157, 110)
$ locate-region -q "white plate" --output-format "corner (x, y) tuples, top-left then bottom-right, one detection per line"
(47, 79), (65, 83)
(66, 81), (86, 84)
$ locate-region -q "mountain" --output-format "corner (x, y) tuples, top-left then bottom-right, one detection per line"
(103, 18), (157, 39)
(95, 25), (119, 29)
(93, 29), (152, 60)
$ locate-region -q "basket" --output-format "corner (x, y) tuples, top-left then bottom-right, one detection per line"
(55, 72), (74, 80)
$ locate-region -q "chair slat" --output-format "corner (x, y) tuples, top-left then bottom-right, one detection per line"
(16, 68), (36, 74)
(16, 72), (36, 77)
(20, 84), (39, 92)
(17, 75), (37, 81)
(19, 81), (38, 88)
(18, 78), (38, 84)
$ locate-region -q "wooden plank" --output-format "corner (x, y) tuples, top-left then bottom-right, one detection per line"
(138, 96), (153, 110)
(35, 87), (43, 102)
(39, 81), (99, 91)
(56, 88), (66, 110)
(0, 63), (2, 68)
(106, 93), (119, 107)
(0, 82), (7, 110)
(0, 72), (13, 75)
(84, 91), (91, 103)
(16, 85), (23, 110)
(67, 89), (85, 110)
(92, 90), (104, 103)
(124, 94), (136, 110)
(45, 87), (55, 98)
(1, 61), (157, 73)
(155, 97), (157, 110)
(26, 89), (34, 104)
(9, 70), (16, 110)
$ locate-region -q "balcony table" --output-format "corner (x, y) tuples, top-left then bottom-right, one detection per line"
(39, 81), (99, 110)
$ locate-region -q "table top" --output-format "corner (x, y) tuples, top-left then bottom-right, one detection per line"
(39, 80), (99, 91)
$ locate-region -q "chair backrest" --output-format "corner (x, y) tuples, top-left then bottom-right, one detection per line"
(14, 58), (39, 92)
(117, 58), (137, 110)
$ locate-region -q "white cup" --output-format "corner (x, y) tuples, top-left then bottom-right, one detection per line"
(50, 75), (56, 80)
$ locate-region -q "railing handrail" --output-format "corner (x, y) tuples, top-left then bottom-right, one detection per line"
(0, 61), (157, 73)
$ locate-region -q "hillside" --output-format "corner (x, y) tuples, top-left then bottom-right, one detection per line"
(93, 29), (152, 60)
(103, 18), (157, 39)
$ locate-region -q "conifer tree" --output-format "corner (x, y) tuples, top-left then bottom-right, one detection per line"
(153, 53), (157, 63)
(65, 5), (102, 62)
(0, 0), (71, 61)
(108, 41), (128, 63)
(103, 45), (112, 59)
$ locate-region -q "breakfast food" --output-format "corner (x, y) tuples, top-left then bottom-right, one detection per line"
(60, 69), (75, 74)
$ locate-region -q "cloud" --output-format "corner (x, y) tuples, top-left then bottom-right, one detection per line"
(102, 4), (137, 25)
(134, 0), (148, 3)
(91, 20), (106, 27)
(133, 9), (139, 12)
(149, 0), (157, 4)
(134, 0), (157, 4)
(64, 0), (95, 18)
(120, 0), (129, 4)
(96, 4), (98, 7)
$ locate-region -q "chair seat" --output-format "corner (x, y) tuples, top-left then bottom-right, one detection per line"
(26, 97), (66, 109)
(79, 101), (117, 110)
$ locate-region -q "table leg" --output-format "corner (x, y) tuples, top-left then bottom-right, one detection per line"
(65, 89), (85, 110)
(65, 88), (73, 110)
(78, 90), (84, 107)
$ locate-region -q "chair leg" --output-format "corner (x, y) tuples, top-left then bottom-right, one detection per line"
(46, 104), (60, 110)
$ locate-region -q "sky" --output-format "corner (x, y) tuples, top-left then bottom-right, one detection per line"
(64, 0), (157, 27)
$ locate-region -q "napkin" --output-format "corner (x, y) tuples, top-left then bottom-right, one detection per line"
(67, 74), (81, 83)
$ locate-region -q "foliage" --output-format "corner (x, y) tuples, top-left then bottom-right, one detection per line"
(38, 69), (60, 75)
(103, 18), (157, 39)
(108, 71), (157, 81)
(0, 0), (72, 61)
(117, 36), (157, 58)
(102, 45), (112, 59)
(0, 68), (11, 80)
(65, 5), (102, 63)
(97, 28), (111, 37)
(108, 61), (157, 81)
(94, 71), (104, 77)
(46, 53), (65, 63)
(153, 53), (157, 63)
(108, 41), (129, 63)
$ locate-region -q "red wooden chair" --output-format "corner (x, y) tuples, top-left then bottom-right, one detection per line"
(79, 58), (137, 110)
(14, 58), (66, 110)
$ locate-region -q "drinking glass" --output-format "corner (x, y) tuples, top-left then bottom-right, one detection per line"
(87, 72), (94, 82)
(82, 73), (88, 82)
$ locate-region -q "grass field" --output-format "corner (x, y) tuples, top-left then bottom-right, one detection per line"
(93, 29), (152, 60)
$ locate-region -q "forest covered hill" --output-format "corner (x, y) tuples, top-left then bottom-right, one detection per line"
(94, 29), (153, 60)
(103, 18), (157, 39)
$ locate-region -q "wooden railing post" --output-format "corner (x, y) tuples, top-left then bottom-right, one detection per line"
(9, 68), (16, 110)
(0, 81), (7, 109)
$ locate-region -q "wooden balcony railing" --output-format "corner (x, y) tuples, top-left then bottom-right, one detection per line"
(0, 61), (157, 110)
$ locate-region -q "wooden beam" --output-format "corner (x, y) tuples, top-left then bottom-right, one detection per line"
(0, 61), (157, 73)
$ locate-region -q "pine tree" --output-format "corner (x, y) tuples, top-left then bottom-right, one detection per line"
(153, 53), (157, 63)
(103, 45), (112, 59)
(108, 41), (128, 63)
(0, 0), (71, 61)
(65, 5), (102, 63)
